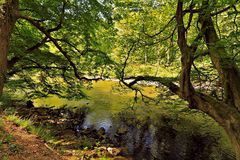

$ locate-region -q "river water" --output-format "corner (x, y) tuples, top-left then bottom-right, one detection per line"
(34, 81), (159, 129)
(34, 81), (235, 160)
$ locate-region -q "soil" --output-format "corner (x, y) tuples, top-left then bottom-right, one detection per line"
(0, 117), (68, 160)
(0, 104), (130, 160)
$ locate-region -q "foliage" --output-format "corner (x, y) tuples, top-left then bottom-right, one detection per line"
(6, 115), (54, 142)
(7, 0), (116, 99)
(4, 0), (239, 102)
(2, 0), (240, 157)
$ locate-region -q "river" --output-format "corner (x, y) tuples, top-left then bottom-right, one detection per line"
(33, 80), (235, 160)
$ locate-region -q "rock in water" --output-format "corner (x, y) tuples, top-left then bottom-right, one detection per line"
(107, 147), (121, 156)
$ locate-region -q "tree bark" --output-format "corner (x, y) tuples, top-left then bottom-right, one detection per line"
(199, 23), (240, 160)
(192, 93), (240, 160)
(175, 0), (240, 159)
(199, 10), (240, 111)
(0, 0), (18, 96)
(198, 1), (240, 158)
(176, 1), (196, 108)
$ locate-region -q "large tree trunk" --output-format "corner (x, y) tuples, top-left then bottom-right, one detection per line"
(192, 93), (240, 159)
(199, 2), (240, 159)
(0, 0), (18, 96)
(228, 129), (240, 160)
(199, 12), (240, 111)
(175, 0), (240, 159)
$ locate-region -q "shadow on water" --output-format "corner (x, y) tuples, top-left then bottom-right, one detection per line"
(32, 81), (235, 160)
(107, 110), (236, 160)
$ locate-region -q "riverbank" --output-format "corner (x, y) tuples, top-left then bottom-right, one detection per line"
(0, 104), (129, 160)
(0, 115), (66, 160)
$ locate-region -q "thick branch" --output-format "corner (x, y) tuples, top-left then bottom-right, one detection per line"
(18, 14), (85, 81)
(124, 76), (180, 96)
(199, 1), (240, 110)
(176, 0), (195, 106)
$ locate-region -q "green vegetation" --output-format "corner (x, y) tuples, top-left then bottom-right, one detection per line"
(1, 0), (240, 159)
(5, 115), (53, 142)
(0, 80), (236, 159)
(0, 0), (6, 5)
(0, 117), (20, 158)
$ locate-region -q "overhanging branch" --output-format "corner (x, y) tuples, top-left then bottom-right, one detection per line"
(123, 76), (180, 95)
(18, 14), (85, 81)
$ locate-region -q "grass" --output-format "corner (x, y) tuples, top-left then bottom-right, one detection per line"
(0, 117), (21, 157)
(6, 114), (54, 142)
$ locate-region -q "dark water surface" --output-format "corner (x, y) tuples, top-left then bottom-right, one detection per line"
(34, 81), (235, 160)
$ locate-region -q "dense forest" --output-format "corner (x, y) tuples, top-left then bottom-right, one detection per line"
(0, 0), (240, 159)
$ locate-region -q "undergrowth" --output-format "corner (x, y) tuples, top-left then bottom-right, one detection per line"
(0, 117), (20, 159)
(5, 114), (54, 142)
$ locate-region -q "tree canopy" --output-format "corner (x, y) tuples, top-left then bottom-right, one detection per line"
(0, 0), (240, 158)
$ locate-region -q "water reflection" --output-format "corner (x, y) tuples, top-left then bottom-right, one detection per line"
(33, 81), (235, 160)
(82, 112), (112, 130)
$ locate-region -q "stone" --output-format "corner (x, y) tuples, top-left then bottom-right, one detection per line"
(107, 147), (121, 156)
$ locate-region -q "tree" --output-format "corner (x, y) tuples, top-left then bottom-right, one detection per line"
(118, 0), (240, 158)
(1, 0), (240, 158)
(177, 0), (240, 158)
(0, 0), (18, 95)
(1, 0), (114, 98)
